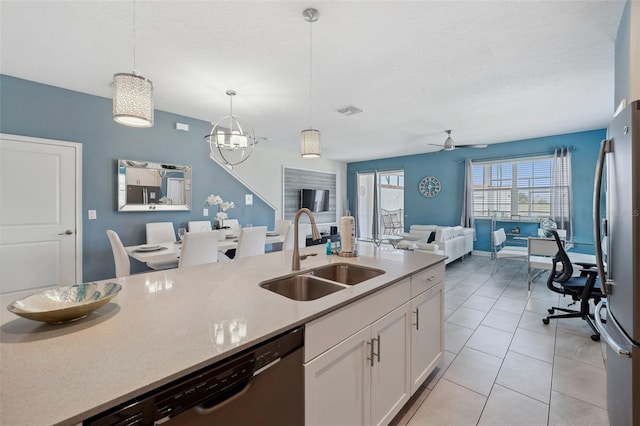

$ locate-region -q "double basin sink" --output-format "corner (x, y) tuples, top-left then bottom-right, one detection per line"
(260, 263), (385, 301)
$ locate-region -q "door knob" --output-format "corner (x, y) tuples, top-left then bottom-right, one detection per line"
(58, 229), (73, 235)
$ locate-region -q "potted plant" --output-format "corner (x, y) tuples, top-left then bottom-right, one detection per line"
(205, 194), (236, 239)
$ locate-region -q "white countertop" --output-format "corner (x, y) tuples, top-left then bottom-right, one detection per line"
(0, 243), (445, 426)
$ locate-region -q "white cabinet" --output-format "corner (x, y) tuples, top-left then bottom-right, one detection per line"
(370, 304), (411, 426)
(304, 262), (445, 426)
(126, 167), (160, 186)
(305, 327), (371, 426)
(410, 281), (444, 394)
(305, 304), (411, 426)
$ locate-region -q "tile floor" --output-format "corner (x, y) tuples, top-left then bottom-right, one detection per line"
(391, 255), (609, 426)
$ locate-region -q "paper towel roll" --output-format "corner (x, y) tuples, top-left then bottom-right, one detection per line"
(340, 211), (355, 253)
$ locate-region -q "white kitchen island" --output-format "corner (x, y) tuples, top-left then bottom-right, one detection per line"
(0, 243), (445, 426)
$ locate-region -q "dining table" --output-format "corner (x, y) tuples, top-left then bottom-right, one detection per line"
(125, 232), (285, 269)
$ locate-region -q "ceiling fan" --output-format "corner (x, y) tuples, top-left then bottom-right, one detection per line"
(428, 130), (488, 152)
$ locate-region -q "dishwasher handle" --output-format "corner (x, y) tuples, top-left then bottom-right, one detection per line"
(194, 356), (282, 416)
(194, 377), (255, 416)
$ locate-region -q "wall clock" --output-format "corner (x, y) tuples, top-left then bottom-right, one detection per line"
(419, 176), (441, 198)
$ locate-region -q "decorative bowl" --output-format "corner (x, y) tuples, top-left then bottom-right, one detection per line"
(7, 282), (122, 324)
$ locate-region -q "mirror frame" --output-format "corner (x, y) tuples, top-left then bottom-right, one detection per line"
(117, 159), (192, 212)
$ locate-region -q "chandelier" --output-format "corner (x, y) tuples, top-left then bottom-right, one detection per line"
(205, 90), (256, 167)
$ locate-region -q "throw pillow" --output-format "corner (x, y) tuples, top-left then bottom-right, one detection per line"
(427, 231), (436, 243)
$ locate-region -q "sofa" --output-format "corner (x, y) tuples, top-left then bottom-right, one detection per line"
(397, 225), (474, 264)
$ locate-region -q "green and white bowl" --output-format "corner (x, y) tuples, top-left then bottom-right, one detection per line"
(7, 282), (122, 324)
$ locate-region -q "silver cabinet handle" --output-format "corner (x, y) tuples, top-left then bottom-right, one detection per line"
(413, 308), (420, 330)
(594, 301), (632, 358)
(58, 229), (73, 235)
(427, 275), (437, 282)
(367, 339), (375, 367)
(367, 336), (381, 366)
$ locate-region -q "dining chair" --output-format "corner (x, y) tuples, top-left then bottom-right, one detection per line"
(235, 226), (267, 258)
(271, 219), (291, 251)
(146, 222), (176, 244)
(178, 231), (220, 268)
(491, 228), (527, 275)
(282, 223), (308, 250)
(223, 219), (241, 236)
(188, 220), (212, 232)
(106, 230), (130, 278)
(527, 237), (558, 290)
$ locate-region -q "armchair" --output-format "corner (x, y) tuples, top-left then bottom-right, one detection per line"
(542, 230), (605, 341)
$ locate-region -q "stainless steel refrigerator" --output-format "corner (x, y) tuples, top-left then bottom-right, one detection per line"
(593, 99), (640, 426)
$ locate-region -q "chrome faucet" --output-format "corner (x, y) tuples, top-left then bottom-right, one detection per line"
(292, 208), (322, 271)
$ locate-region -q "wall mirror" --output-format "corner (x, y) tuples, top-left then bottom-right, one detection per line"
(117, 159), (192, 211)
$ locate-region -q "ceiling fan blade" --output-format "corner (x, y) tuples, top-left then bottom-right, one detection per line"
(427, 143), (444, 147)
(457, 144), (488, 149)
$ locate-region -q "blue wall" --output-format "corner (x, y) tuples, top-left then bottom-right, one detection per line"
(347, 129), (605, 253)
(0, 75), (275, 281)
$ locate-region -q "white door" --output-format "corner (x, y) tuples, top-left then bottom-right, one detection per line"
(370, 303), (411, 426)
(0, 134), (81, 293)
(410, 282), (444, 394)
(305, 327), (371, 426)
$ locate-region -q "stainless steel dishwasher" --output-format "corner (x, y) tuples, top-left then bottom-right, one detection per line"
(85, 326), (304, 426)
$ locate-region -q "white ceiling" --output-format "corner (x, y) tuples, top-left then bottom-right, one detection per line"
(0, 1), (626, 162)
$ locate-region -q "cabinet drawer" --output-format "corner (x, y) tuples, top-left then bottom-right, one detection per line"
(411, 263), (444, 298)
(305, 278), (411, 362)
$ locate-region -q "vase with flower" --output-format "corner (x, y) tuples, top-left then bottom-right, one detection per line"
(205, 194), (236, 240)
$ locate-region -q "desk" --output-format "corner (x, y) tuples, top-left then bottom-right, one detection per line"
(126, 233), (285, 269)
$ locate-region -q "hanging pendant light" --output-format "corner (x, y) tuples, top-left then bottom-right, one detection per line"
(301, 8), (321, 158)
(113, 0), (154, 128)
(204, 90), (256, 167)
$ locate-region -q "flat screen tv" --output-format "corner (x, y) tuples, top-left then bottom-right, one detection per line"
(300, 189), (330, 212)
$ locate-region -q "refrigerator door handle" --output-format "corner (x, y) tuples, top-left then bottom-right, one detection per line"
(594, 300), (632, 358)
(593, 139), (613, 294)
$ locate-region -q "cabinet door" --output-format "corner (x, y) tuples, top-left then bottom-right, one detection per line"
(370, 303), (411, 426)
(305, 327), (371, 426)
(138, 168), (160, 186)
(410, 282), (444, 394)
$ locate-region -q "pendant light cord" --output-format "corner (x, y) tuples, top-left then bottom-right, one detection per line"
(308, 17), (313, 129)
(132, 0), (137, 72)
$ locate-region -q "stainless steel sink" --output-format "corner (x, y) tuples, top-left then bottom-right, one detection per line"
(260, 275), (346, 301)
(309, 263), (385, 285)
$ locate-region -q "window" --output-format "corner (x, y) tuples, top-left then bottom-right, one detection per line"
(472, 156), (562, 218)
(355, 170), (404, 239)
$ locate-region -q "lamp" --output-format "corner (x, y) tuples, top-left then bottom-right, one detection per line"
(301, 8), (321, 158)
(205, 90), (256, 167)
(443, 130), (455, 151)
(112, 0), (153, 128)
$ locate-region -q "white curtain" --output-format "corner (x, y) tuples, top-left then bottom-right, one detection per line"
(371, 172), (381, 244)
(355, 172), (374, 239)
(460, 159), (476, 238)
(550, 147), (573, 240)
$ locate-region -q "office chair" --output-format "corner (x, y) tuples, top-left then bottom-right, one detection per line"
(542, 230), (605, 341)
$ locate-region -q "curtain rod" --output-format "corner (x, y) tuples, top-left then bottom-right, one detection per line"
(349, 167), (405, 175)
(458, 146), (576, 163)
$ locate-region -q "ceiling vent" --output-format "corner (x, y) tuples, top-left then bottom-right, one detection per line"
(336, 106), (363, 116)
